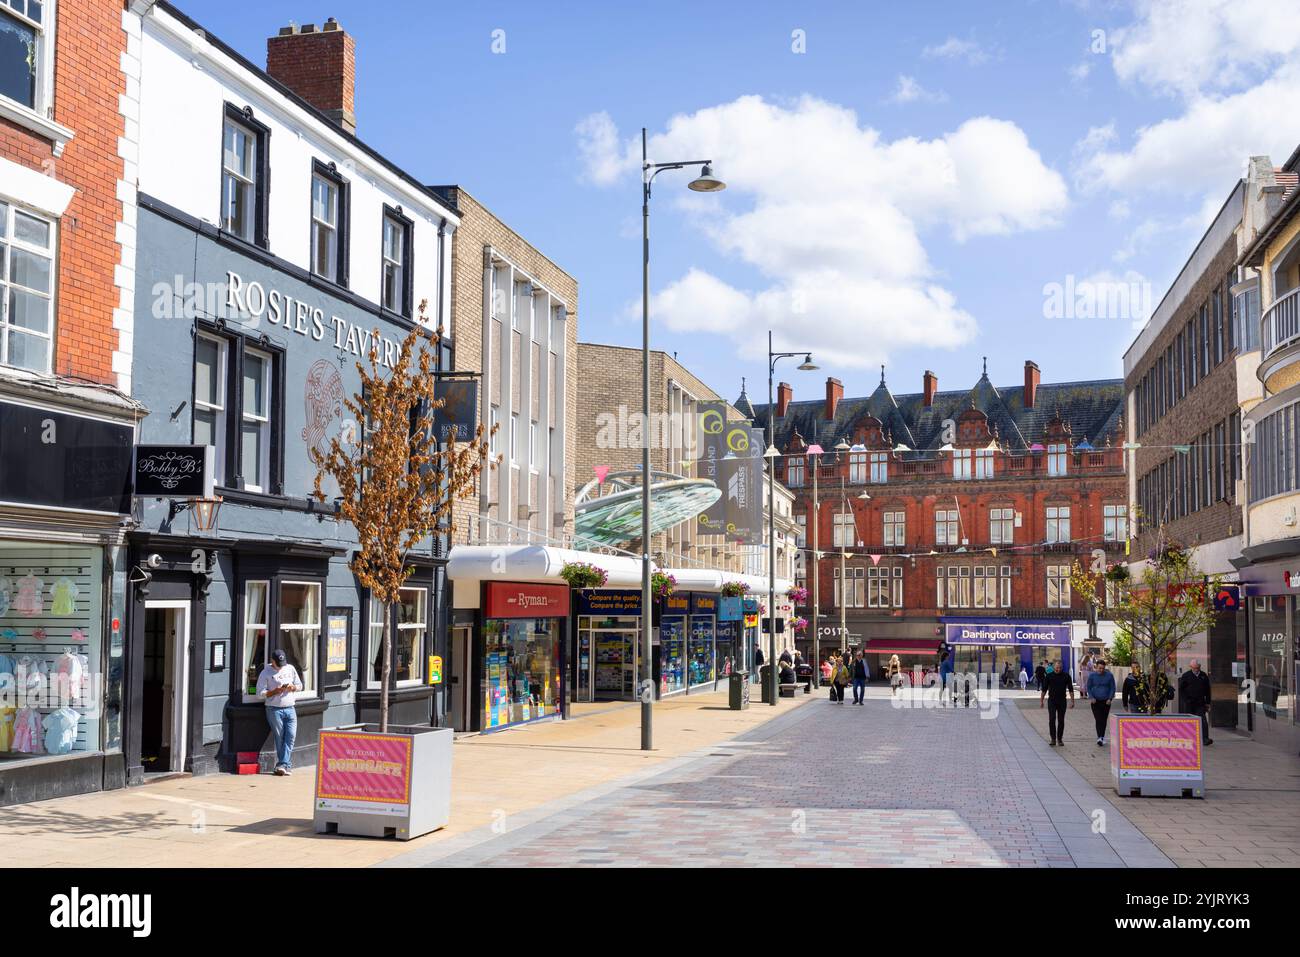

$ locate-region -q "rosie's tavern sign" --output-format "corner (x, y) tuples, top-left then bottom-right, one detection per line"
(224, 270), (405, 368)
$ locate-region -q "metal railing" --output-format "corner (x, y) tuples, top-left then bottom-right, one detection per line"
(1263, 285), (1300, 358)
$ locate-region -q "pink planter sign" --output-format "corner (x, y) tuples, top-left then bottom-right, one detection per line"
(1110, 714), (1204, 797)
(315, 730), (413, 816)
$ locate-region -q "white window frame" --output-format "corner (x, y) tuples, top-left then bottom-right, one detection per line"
(883, 510), (905, 547)
(975, 449), (994, 479)
(1046, 505), (1071, 544)
(241, 346), (272, 493)
(1047, 565), (1071, 608)
(870, 452), (888, 484)
(0, 200), (55, 373)
(786, 459), (805, 488)
(310, 173), (338, 280)
(221, 118), (258, 241)
(382, 213), (406, 313)
(241, 579), (270, 701)
(953, 449), (973, 480)
(1103, 503), (1127, 542)
(935, 509), (958, 545)
(276, 580), (320, 699)
(794, 514), (807, 549)
(848, 452), (867, 484)
(1047, 443), (1069, 476)
(0, 0), (60, 137)
(193, 333), (228, 481)
(990, 507), (1014, 545)
(832, 511), (855, 547)
(367, 585), (427, 689)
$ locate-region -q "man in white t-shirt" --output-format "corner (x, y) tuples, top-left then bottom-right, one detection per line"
(256, 649), (303, 776)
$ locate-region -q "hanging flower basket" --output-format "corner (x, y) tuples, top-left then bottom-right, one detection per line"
(651, 571), (677, 599)
(559, 561), (608, 589)
(1104, 563), (1131, 583)
(786, 586), (809, 604)
(1147, 541), (1186, 566)
(720, 581), (750, 598)
(791, 616), (809, 633)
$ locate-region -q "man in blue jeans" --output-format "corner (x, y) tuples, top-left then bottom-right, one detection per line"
(850, 652), (869, 705)
(256, 649), (303, 775)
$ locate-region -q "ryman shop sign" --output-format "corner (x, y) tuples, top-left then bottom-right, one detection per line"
(944, 621), (1070, 646)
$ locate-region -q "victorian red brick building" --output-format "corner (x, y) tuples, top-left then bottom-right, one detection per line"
(748, 360), (1126, 677)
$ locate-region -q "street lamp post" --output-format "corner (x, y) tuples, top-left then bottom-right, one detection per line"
(766, 331), (817, 705)
(640, 129), (725, 750)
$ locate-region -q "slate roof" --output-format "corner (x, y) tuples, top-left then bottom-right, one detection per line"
(745, 369), (1124, 458)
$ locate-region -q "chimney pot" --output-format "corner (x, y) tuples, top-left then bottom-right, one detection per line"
(923, 370), (938, 407)
(1024, 360), (1041, 409)
(825, 377), (843, 420)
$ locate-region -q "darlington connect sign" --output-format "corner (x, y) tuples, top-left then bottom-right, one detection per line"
(944, 622), (1070, 646)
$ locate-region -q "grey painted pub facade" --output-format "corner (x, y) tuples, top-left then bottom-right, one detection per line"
(126, 198), (451, 779)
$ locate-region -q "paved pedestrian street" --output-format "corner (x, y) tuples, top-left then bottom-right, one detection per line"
(389, 688), (1172, 868)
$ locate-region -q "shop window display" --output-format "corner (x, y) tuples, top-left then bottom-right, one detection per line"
(688, 615), (715, 686)
(1252, 596), (1289, 724)
(242, 580), (321, 700)
(659, 617), (686, 695)
(0, 543), (101, 762)
(482, 617), (561, 730)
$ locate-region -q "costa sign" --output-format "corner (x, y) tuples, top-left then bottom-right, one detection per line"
(483, 582), (570, 618)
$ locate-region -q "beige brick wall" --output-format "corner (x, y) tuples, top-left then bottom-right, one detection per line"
(440, 187), (578, 546)
(575, 342), (754, 573)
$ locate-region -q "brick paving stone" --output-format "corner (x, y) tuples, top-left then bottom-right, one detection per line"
(404, 688), (1171, 868)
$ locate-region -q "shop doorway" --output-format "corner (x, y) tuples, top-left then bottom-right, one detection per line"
(576, 617), (639, 702)
(450, 626), (472, 731)
(141, 600), (191, 775)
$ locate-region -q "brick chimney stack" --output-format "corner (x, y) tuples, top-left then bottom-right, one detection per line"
(1024, 360), (1041, 409)
(923, 370), (938, 407)
(776, 381), (793, 418)
(825, 377), (843, 420)
(267, 19), (357, 134)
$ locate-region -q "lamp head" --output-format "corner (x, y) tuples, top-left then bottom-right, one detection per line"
(687, 164), (726, 192)
(797, 354), (818, 371)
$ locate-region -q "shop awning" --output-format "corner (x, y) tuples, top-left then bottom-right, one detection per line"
(862, 639), (939, 656)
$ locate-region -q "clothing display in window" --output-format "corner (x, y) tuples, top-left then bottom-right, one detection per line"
(0, 707), (13, 751)
(11, 708), (43, 754)
(0, 579), (10, 616)
(13, 576), (43, 617)
(0, 653), (12, 676)
(42, 709), (79, 755)
(50, 578), (78, 616)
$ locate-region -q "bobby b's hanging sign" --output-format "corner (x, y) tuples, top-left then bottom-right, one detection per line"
(133, 445), (213, 498)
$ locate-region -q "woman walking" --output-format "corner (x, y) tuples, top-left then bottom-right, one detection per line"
(888, 654), (903, 697)
(831, 655), (850, 704)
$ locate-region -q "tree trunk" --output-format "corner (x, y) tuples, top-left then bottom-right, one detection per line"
(380, 611), (392, 733)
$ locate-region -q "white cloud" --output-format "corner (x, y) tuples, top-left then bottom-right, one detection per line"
(579, 95), (1068, 369)
(922, 37), (991, 65)
(1110, 0), (1300, 99)
(575, 111), (636, 185)
(1069, 62), (1091, 84)
(888, 75), (948, 105)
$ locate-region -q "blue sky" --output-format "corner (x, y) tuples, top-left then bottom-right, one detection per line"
(179, 0), (1300, 404)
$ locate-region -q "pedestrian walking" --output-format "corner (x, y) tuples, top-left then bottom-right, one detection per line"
(851, 651), (869, 705)
(1034, 662), (1046, 692)
(1085, 658), (1116, 746)
(1039, 658), (1074, 746)
(888, 654), (903, 697)
(1178, 659), (1214, 745)
(256, 649), (303, 775)
(821, 655), (833, 684)
(831, 655), (849, 704)
(1122, 662), (1141, 711)
(755, 645), (765, 682)
(1018, 666), (1029, 691)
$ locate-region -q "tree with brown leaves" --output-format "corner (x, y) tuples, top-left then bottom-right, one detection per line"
(311, 301), (492, 731)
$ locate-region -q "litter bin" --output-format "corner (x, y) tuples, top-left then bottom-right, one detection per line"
(729, 670), (750, 710)
(759, 664), (773, 703)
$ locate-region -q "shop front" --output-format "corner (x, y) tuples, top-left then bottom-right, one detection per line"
(574, 589), (641, 703)
(0, 385), (140, 806)
(688, 593), (719, 688)
(658, 593), (689, 697)
(943, 620), (1073, 679)
(478, 582), (567, 732)
(1237, 556), (1300, 752)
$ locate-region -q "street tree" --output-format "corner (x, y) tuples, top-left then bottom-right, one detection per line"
(311, 302), (492, 731)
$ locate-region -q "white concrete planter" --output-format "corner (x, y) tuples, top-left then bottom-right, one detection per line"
(313, 724), (452, 840)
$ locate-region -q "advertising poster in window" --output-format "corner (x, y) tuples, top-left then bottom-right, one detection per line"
(324, 609), (350, 687)
(315, 730), (412, 815)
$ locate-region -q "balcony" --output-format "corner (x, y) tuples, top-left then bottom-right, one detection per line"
(1260, 286), (1300, 395)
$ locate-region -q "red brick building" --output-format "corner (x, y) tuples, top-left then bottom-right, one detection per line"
(0, 0), (145, 804)
(751, 360), (1126, 678)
